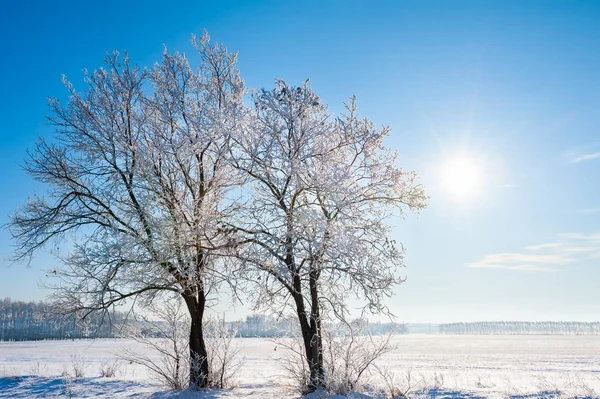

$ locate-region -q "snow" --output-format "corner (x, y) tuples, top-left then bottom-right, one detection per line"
(1, 335), (599, 398)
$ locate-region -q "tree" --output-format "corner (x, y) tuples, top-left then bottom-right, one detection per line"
(229, 81), (427, 392)
(8, 32), (244, 388)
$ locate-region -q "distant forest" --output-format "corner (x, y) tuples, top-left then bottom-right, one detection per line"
(0, 298), (123, 341)
(0, 298), (406, 341)
(439, 321), (600, 335)
(4, 298), (598, 341)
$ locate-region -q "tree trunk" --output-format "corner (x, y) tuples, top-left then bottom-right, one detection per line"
(183, 289), (210, 389)
(309, 269), (325, 390)
(294, 292), (325, 393)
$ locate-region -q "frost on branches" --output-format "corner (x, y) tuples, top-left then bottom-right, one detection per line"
(229, 81), (427, 392)
(8, 34), (426, 393)
(9, 33), (244, 389)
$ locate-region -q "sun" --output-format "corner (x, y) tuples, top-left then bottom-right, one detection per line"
(441, 156), (481, 199)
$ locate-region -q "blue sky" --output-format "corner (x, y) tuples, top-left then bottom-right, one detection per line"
(1, 1), (599, 323)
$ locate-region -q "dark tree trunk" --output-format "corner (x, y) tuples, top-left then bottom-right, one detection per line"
(183, 288), (210, 389)
(308, 269), (325, 390)
(293, 284), (325, 392)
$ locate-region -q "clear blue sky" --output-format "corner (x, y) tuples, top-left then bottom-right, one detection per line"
(1, 0), (599, 323)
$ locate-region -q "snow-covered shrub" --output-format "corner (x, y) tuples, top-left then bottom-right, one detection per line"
(120, 296), (243, 390)
(69, 354), (86, 378)
(276, 335), (312, 394)
(27, 361), (45, 376)
(280, 320), (398, 395)
(204, 319), (244, 389)
(99, 358), (121, 378)
(376, 367), (415, 399)
(323, 323), (397, 395)
(188, 319), (243, 389)
(120, 299), (190, 390)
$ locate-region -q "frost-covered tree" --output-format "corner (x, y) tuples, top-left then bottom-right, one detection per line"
(8, 33), (244, 388)
(229, 81), (427, 391)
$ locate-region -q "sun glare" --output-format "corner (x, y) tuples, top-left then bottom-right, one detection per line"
(441, 156), (481, 200)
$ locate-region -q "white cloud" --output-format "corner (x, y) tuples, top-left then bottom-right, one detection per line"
(569, 152), (600, 163)
(509, 265), (558, 272)
(558, 233), (600, 241)
(573, 207), (600, 214)
(469, 233), (600, 272)
(525, 243), (562, 251)
(469, 253), (572, 271)
(559, 246), (599, 253)
(468, 261), (558, 272)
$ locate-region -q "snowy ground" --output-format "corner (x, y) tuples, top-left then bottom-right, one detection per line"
(1, 335), (599, 398)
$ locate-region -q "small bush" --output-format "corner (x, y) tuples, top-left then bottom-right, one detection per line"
(204, 318), (244, 389)
(119, 296), (244, 390)
(280, 320), (398, 395)
(27, 361), (45, 376)
(99, 358), (121, 378)
(376, 367), (414, 399)
(69, 354), (86, 378)
(120, 299), (189, 390)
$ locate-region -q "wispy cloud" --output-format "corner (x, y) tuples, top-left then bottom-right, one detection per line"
(560, 246), (599, 253)
(524, 242), (563, 251)
(469, 233), (600, 272)
(557, 233), (600, 242)
(569, 152), (600, 163)
(573, 207), (600, 215)
(469, 253), (571, 272)
(470, 263), (558, 272)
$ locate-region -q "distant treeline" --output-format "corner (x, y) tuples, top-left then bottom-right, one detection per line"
(0, 298), (125, 341)
(1, 297), (408, 341)
(439, 321), (600, 335)
(235, 315), (406, 337)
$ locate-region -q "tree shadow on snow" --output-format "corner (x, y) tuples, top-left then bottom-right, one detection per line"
(0, 375), (149, 398)
(416, 388), (485, 399)
(146, 383), (288, 398)
(508, 392), (597, 399)
(146, 390), (236, 399)
(0, 375), (279, 399)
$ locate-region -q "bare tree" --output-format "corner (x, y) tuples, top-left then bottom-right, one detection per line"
(8, 32), (244, 389)
(229, 81), (427, 392)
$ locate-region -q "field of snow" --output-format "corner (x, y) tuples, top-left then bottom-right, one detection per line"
(1, 335), (599, 398)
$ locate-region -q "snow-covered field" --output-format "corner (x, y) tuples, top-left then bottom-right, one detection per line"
(1, 335), (599, 398)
